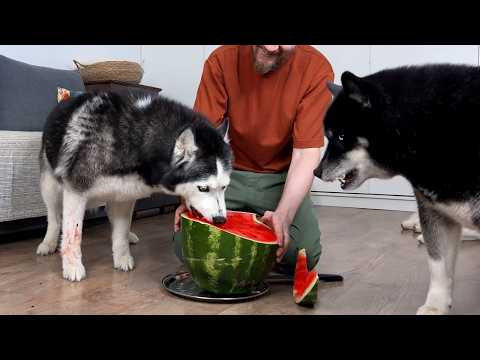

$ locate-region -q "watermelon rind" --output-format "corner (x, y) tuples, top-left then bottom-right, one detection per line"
(181, 211), (278, 295)
(294, 274), (319, 307)
(293, 248), (319, 307)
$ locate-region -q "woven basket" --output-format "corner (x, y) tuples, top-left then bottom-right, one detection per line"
(73, 60), (144, 84)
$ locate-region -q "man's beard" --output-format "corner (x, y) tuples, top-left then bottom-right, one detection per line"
(252, 46), (294, 75)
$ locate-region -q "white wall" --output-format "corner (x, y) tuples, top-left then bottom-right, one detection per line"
(3, 45), (476, 210)
(370, 45), (478, 70)
(0, 45), (141, 70)
(314, 45), (371, 79)
(141, 45), (205, 108)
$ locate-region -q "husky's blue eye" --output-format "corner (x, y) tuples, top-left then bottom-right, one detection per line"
(198, 186), (210, 192)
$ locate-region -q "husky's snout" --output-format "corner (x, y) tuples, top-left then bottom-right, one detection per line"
(313, 165), (323, 179)
(212, 216), (227, 224)
(314, 160), (333, 181)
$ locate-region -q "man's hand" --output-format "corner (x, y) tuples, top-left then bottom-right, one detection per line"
(261, 210), (292, 262)
(174, 200), (187, 232)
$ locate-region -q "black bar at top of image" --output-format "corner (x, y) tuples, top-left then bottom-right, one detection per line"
(3, 7), (480, 45)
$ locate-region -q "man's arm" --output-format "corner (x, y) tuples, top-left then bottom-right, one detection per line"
(261, 148), (321, 260)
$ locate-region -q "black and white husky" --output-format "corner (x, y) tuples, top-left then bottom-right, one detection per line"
(37, 92), (232, 282)
(315, 64), (480, 315)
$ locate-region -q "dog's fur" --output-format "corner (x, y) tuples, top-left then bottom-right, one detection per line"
(37, 92), (232, 282)
(315, 64), (480, 314)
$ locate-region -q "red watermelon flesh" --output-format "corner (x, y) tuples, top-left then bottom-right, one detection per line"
(293, 248), (319, 306)
(184, 210), (277, 244)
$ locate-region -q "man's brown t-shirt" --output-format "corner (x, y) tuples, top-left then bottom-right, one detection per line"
(194, 45), (334, 173)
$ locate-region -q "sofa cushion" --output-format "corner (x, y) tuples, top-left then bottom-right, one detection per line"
(0, 130), (46, 222)
(0, 55), (85, 131)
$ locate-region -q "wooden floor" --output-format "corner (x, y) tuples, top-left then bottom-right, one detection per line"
(1, 206), (480, 315)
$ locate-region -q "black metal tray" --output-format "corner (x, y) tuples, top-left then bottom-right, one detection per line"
(162, 273), (270, 303)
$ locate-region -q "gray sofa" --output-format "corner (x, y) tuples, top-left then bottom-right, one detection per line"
(0, 54), (85, 224)
(0, 55), (177, 234)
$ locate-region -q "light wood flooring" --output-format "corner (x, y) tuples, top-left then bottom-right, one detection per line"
(1, 207), (480, 315)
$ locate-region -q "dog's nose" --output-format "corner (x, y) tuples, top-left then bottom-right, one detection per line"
(314, 166), (322, 179)
(212, 216), (226, 224)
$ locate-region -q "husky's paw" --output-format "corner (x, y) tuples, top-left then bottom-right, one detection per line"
(416, 234), (425, 245)
(114, 254), (135, 272)
(36, 241), (57, 255)
(416, 305), (448, 315)
(129, 232), (140, 244)
(401, 216), (422, 233)
(413, 223), (422, 233)
(63, 262), (86, 282)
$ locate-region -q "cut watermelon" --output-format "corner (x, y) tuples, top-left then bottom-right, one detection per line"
(293, 248), (319, 307)
(181, 210), (278, 295)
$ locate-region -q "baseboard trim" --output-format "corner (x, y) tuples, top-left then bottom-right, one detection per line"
(311, 191), (417, 212)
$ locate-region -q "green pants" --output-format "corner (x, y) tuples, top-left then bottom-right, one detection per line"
(173, 170), (322, 274)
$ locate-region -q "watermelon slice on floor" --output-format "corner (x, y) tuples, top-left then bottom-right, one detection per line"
(293, 248), (319, 307)
(181, 210), (278, 295)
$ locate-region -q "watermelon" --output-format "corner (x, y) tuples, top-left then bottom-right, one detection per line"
(293, 248), (319, 307)
(181, 210), (278, 295)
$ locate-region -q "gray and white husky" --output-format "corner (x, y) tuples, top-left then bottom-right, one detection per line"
(37, 92), (232, 282)
(315, 64), (480, 314)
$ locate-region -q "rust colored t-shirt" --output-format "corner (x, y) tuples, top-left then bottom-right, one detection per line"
(193, 45), (334, 173)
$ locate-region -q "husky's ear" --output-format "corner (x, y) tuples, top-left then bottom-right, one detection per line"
(173, 128), (198, 165)
(341, 71), (371, 107)
(327, 82), (343, 98)
(217, 117), (230, 143)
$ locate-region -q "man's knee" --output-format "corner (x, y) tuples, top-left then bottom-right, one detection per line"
(307, 238), (322, 271)
(275, 230), (321, 275)
(295, 200), (322, 269)
(283, 211), (322, 272)
(294, 235), (322, 269)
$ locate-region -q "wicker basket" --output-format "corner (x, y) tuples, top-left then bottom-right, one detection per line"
(73, 60), (144, 84)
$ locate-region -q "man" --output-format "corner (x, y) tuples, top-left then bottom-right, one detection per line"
(174, 45), (334, 274)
